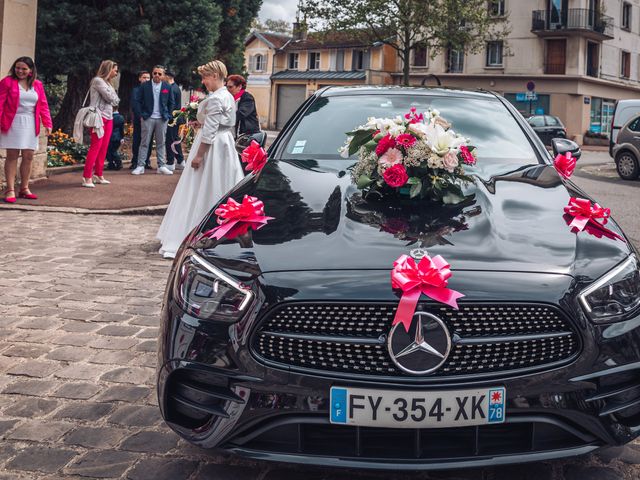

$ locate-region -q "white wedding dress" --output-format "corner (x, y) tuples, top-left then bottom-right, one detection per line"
(157, 87), (245, 258)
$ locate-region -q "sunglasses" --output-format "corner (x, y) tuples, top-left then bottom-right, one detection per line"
(152, 72), (163, 76)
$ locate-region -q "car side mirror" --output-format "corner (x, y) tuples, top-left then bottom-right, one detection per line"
(235, 132), (267, 154)
(551, 138), (581, 160)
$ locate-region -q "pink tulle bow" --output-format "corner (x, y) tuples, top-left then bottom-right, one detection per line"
(202, 195), (273, 240)
(563, 197), (624, 241)
(391, 254), (464, 332)
(554, 152), (576, 179)
(241, 140), (268, 174)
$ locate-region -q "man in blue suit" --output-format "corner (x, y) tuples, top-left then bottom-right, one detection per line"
(130, 70), (152, 169)
(131, 65), (175, 175)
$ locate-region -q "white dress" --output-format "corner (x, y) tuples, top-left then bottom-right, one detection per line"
(0, 85), (39, 150)
(157, 87), (245, 258)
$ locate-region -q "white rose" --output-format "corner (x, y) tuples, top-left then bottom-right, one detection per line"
(189, 102), (198, 109)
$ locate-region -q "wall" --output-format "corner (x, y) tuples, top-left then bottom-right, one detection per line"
(0, 0), (46, 187)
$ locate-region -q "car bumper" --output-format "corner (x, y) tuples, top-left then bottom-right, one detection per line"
(157, 271), (640, 470)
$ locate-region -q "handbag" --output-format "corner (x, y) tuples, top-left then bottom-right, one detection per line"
(72, 88), (105, 143)
(79, 90), (100, 128)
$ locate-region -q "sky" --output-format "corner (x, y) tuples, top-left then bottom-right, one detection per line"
(259, 0), (299, 23)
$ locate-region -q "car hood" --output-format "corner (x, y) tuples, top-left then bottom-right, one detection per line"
(196, 159), (631, 282)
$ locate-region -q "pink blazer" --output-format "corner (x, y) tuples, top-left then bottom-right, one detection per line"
(0, 76), (52, 136)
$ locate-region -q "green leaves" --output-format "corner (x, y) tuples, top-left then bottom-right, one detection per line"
(406, 176), (422, 198)
(347, 129), (376, 156)
(357, 174), (374, 189)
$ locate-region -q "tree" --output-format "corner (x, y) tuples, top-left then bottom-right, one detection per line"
(36, 0), (239, 131)
(215, 0), (263, 75)
(302, 0), (510, 86)
(251, 18), (293, 34)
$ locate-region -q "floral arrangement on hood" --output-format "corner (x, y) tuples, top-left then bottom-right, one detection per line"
(342, 108), (478, 203)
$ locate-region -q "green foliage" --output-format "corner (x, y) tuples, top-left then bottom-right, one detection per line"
(215, 0), (263, 74)
(36, 1), (262, 129)
(302, 0), (511, 85)
(252, 18), (292, 34)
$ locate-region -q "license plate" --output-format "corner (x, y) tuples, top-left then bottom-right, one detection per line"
(330, 386), (506, 428)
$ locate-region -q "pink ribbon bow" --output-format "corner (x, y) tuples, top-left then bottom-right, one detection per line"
(241, 140), (268, 174)
(391, 254), (464, 332)
(563, 197), (624, 241)
(554, 152), (576, 179)
(202, 195), (274, 240)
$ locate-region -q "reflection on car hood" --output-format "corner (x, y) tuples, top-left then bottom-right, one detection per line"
(197, 159), (631, 282)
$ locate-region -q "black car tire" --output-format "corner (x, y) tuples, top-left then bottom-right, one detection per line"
(615, 150), (640, 180)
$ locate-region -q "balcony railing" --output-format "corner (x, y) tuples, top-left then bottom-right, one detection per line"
(532, 9), (613, 39)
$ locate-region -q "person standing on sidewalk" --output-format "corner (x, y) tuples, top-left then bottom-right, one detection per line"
(0, 56), (52, 203)
(82, 60), (120, 188)
(163, 70), (184, 172)
(106, 106), (125, 170)
(130, 70), (152, 169)
(131, 65), (174, 176)
(226, 74), (260, 137)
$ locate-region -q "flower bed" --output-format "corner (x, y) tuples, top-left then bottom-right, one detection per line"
(47, 130), (88, 167)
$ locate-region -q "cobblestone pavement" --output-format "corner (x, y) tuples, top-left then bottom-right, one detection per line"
(1, 209), (640, 480)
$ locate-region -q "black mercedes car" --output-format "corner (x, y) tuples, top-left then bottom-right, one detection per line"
(157, 87), (640, 470)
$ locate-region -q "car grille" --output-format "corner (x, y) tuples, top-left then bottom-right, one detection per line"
(251, 303), (580, 379)
(227, 415), (597, 461)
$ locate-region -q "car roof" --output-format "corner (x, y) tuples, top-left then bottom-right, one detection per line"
(317, 85), (500, 100)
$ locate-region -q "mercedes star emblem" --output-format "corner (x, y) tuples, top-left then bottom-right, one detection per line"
(387, 312), (451, 375)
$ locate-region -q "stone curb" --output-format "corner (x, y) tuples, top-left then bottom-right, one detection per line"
(46, 165), (85, 176)
(0, 203), (168, 215)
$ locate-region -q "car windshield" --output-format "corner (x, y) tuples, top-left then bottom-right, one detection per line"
(279, 94), (541, 168)
(545, 116), (562, 126)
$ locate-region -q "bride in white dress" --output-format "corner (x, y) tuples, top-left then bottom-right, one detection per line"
(157, 60), (245, 258)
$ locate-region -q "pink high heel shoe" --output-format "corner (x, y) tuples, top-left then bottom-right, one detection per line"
(18, 189), (38, 200)
(3, 190), (16, 203)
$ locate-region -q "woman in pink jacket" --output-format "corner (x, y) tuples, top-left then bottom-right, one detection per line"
(0, 57), (52, 203)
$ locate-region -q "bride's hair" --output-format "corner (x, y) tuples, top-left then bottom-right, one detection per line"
(197, 60), (227, 80)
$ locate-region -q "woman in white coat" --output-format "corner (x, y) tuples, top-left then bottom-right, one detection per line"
(157, 60), (244, 259)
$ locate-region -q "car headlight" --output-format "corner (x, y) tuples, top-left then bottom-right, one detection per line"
(579, 255), (640, 323)
(174, 251), (253, 322)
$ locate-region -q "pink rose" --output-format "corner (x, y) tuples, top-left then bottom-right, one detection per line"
(378, 148), (403, 168)
(383, 164), (409, 188)
(443, 151), (459, 173)
(395, 133), (417, 149)
(375, 134), (396, 156)
(459, 145), (476, 165)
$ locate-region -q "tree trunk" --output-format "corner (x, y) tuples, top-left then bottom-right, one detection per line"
(403, 50), (411, 86)
(118, 71), (137, 122)
(53, 72), (93, 133)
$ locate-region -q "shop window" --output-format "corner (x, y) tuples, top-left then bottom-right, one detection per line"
(486, 41), (503, 67)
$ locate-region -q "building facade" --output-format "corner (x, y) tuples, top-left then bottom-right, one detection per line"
(404, 0), (640, 143)
(245, 29), (397, 129)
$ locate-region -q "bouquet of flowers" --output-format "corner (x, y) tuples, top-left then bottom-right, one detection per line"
(169, 95), (202, 149)
(342, 108), (478, 204)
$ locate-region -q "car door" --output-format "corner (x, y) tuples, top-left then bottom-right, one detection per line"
(544, 116), (566, 139)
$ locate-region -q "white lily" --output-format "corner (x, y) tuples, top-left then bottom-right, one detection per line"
(425, 124), (465, 156)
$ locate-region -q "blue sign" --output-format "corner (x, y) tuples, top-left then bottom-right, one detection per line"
(535, 107), (544, 115)
(516, 92), (538, 102)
